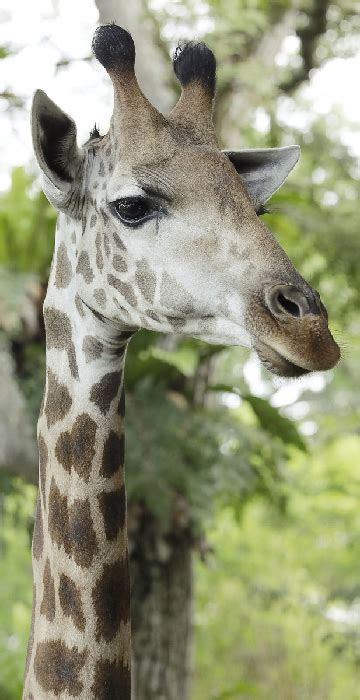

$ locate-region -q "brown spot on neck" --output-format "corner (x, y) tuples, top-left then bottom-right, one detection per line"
(55, 413), (97, 482)
(101, 430), (124, 477)
(44, 308), (79, 379)
(34, 640), (86, 696)
(98, 485), (126, 540)
(93, 560), (130, 642)
(32, 497), (43, 560)
(82, 335), (104, 362)
(91, 658), (131, 700)
(38, 434), (48, 506)
(44, 369), (72, 428)
(90, 371), (122, 415)
(40, 558), (56, 622)
(55, 242), (72, 288)
(48, 478), (98, 568)
(59, 573), (86, 631)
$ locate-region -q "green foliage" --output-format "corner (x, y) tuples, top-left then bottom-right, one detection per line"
(125, 361), (299, 529)
(0, 475), (35, 700)
(0, 167), (56, 278)
(193, 496), (360, 700)
(125, 330), (184, 388)
(210, 385), (307, 451)
(243, 394), (306, 451)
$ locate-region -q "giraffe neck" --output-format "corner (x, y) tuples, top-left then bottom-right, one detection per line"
(24, 218), (133, 699)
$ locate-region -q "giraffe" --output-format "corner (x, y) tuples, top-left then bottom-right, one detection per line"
(24, 23), (340, 700)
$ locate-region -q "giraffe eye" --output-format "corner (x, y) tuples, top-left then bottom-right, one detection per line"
(112, 197), (155, 226)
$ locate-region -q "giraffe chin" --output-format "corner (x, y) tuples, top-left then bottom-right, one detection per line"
(254, 340), (311, 378)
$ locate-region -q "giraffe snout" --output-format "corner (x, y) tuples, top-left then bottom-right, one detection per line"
(248, 282), (340, 377)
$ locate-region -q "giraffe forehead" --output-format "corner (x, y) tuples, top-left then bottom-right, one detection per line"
(95, 139), (238, 195)
(135, 147), (247, 206)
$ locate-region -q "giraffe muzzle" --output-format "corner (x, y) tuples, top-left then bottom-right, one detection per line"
(249, 283), (340, 378)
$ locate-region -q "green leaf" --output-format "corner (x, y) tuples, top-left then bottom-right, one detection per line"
(140, 345), (199, 376)
(243, 394), (306, 452)
(0, 46), (9, 60)
(209, 385), (306, 452)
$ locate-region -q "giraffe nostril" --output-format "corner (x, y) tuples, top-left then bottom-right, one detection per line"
(276, 292), (301, 318)
(265, 284), (318, 320)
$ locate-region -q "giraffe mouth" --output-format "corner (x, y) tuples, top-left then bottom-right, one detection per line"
(254, 340), (311, 378)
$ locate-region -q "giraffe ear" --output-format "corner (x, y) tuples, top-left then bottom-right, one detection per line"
(31, 90), (83, 210)
(224, 146), (300, 210)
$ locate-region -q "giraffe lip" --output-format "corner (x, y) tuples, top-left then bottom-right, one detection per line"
(254, 340), (311, 378)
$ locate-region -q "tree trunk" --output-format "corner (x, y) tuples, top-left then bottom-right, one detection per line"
(129, 509), (193, 700)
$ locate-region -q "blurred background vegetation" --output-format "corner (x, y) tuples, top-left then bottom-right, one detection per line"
(0, 0), (360, 698)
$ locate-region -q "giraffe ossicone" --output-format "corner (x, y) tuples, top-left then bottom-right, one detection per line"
(24, 23), (340, 700)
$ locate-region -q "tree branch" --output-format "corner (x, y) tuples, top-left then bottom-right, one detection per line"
(55, 55), (93, 69)
(279, 0), (330, 94)
(0, 91), (25, 108)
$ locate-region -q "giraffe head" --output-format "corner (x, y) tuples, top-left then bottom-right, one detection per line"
(31, 24), (340, 378)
